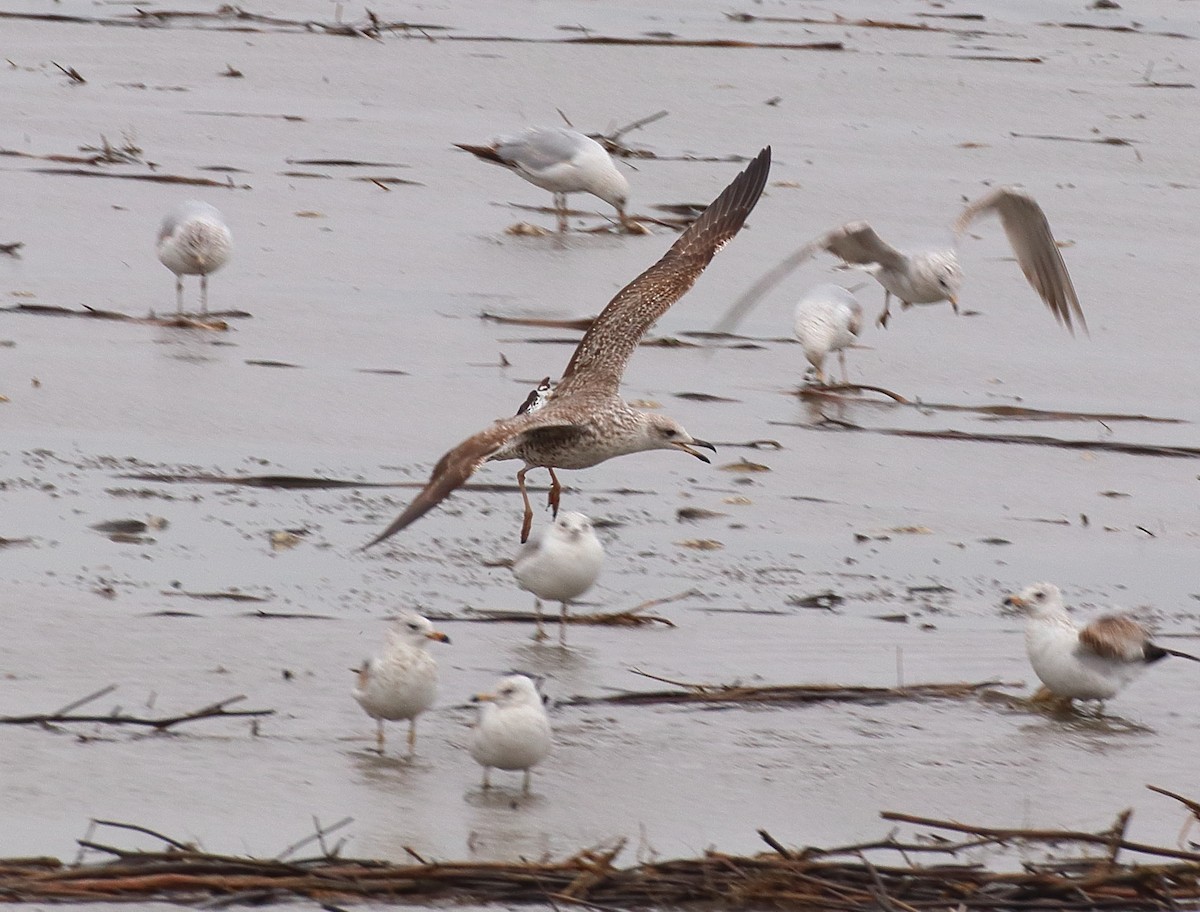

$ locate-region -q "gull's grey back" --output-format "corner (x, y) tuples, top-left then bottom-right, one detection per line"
(495, 127), (588, 171)
(159, 200), (226, 241)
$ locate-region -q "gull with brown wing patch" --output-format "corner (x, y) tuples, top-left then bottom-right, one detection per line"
(364, 147), (771, 546)
(1004, 582), (1198, 704)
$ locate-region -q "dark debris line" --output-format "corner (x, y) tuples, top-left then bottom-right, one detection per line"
(3, 794), (1200, 907)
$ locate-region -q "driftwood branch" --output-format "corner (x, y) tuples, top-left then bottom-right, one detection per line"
(778, 417), (1200, 460)
(90, 820), (194, 852)
(9, 801), (1200, 907)
(797, 383), (911, 403)
(432, 589), (698, 630)
(559, 675), (1015, 708)
(275, 816), (354, 862)
(880, 809), (1200, 863)
(0, 692), (274, 731)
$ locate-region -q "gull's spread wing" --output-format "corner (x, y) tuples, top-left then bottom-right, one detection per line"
(954, 187), (1086, 334)
(363, 412), (578, 549)
(712, 219), (906, 336)
(555, 146), (771, 399)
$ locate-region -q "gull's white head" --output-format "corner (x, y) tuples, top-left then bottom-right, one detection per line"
(389, 611), (452, 649)
(550, 511), (595, 543)
(473, 673), (543, 710)
(923, 250), (963, 305)
(1003, 582), (1065, 620)
(588, 163), (630, 216)
(629, 413), (716, 462)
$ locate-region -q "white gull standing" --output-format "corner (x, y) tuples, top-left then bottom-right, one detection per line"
(156, 200), (232, 314)
(513, 511), (604, 644)
(792, 284), (863, 385)
(715, 186), (1084, 334)
(1004, 582), (1199, 705)
(455, 126), (631, 232)
(469, 674), (553, 794)
(352, 611), (451, 755)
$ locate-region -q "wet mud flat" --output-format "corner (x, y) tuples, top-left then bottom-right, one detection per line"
(2, 0), (1199, 894)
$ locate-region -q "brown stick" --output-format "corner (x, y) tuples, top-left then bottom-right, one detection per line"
(880, 810), (1200, 863)
(0, 694), (274, 730)
(798, 383), (910, 403)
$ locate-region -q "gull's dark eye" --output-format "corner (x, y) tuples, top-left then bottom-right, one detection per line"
(662, 427), (677, 438)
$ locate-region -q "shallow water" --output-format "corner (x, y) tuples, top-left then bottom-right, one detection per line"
(2, 0), (1199, 870)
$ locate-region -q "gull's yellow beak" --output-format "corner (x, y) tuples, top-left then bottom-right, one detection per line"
(426, 630), (451, 644)
(1003, 594), (1026, 609)
(470, 691), (495, 704)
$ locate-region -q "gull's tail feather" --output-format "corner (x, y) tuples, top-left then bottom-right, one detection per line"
(1161, 645), (1200, 662)
(454, 143), (507, 166)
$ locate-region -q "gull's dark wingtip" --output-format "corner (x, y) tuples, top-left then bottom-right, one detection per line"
(360, 516), (405, 552)
(732, 146), (771, 216)
(682, 144), (772, 252)
(360, 493), (447, 552)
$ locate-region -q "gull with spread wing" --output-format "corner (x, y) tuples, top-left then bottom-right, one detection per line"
(714, 186), (1084, 336)
(364, 147), (771, 546)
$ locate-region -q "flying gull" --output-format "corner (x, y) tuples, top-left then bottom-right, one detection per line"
(714, 186), (1084, 335)
(364, 146), (771, 546)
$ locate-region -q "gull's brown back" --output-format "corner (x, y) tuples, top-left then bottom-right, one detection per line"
(1077, 614), (1149, 662)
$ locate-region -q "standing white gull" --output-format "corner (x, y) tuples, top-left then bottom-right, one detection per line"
(792, 284), (863, 385)
(156, 200), (232, 314)
(470, 674), (553, 794)
(513, 511), (604, 643)
(352, 611), (451, 755)
(363, 146), (771, 546)
(1004, 582), (1199, 705)
(455, 126), (631, 232)
(714, 186), (1084, 334)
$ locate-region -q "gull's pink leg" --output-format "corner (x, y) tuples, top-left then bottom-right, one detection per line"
(518, 467), (534, 543)
(876, 291), (893, 329)
(547, 468), (562, 518)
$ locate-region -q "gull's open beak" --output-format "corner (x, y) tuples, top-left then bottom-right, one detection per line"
(1003, 594), (1025, 609)
(676, 439), (716, 464)
(470, 692), (495, 703)
(426, 630), (451, 644)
